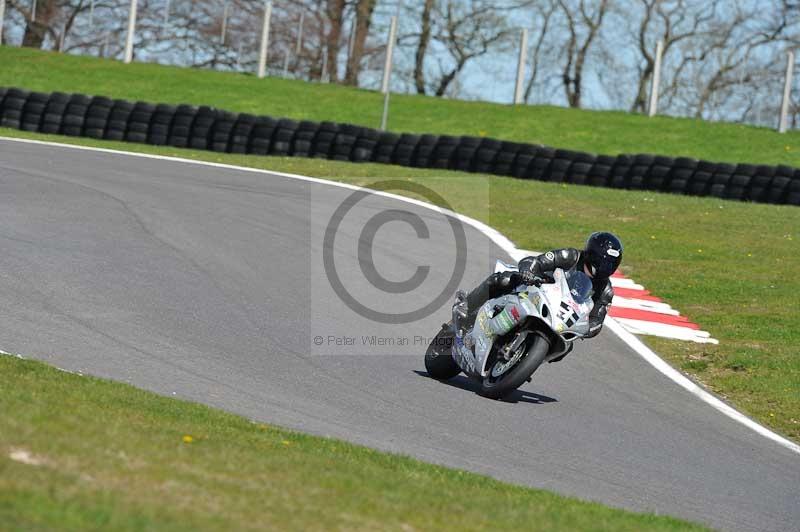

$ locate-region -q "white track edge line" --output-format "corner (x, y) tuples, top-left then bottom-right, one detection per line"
(3, 135), (798, 456)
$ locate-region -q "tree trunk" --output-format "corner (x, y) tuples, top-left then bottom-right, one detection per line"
(631, 63), (654, 113)
(414, 0), (435, 94)
(565, 75), (582, 108)
(559, 0), (608, 109)
(344, 0), (376, 86)
(326, 0), (346, 83)
(22, 21), (47, 48)
(21, 0), (58, 49)
(524, 2), (555, 103)
(434, 58), (466, 97)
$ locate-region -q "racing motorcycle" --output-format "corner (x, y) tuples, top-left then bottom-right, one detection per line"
(424, 262), (595, 399)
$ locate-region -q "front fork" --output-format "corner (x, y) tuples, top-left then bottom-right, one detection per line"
(451, 292), (480, 375)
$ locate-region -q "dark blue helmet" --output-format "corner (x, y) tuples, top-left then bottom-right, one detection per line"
(584, 232), (623, 279)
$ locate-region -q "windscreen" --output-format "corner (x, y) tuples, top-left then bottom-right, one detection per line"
(565, 270), (594, 304)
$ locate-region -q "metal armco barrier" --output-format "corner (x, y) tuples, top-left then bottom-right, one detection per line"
(1, 87), (798, 206)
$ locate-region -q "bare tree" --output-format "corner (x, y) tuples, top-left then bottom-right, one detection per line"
(344, 0), (377, 85)
(523, 0), (557, 102)
(7, 0), (95, 50)
(413, 0), (434, 94)
(628, 0), (715, 113)
(408, 0), (523, 97)
(325, 0), (347, 83)
(557, 0), (609, 108)
(653, 0), (799, 121)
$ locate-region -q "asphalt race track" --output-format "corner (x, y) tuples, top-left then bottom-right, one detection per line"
(1, 139), (798, 531)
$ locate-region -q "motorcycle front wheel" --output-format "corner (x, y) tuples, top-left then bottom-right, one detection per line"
(479, 334), (550, 399)
(424, 323), (461, 380)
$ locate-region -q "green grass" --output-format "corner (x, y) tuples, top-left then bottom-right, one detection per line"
(2, 46), (799, 167)
(4, 127), (799, 444)
(0, 355), (708, 531)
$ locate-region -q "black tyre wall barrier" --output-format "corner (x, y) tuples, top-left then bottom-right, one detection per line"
(61, 94), (91, 137)
(393, 134), (419, 167)
(21, 92), (49, 132)
(353, 127), (379, 163)
(230, 113), (256, 154)
(105, 99), (134, 141)
(168, 104), (196, 148)
(1, 88), (29, 130)
(292, 121), (318, 158)
(588, 154), (615, 187)
(210, 111), (236, 153)
(84, 96), (113, 140)
(0, 86), (797, 206)
(149, 104), (176, 146)
(530, 147), (555, 181)
(494, 142), (521, 176)
(648, 156), (674, 191)
(474, 138), (502, 174)
(432, 135), (459, 170)
(311, 122), (338, 158)
(331, 123), (359, 161)
(126, 102), (154, 144)
(189, 106), (216, 150)
(272, 119), (298, 156)
(412, 134), (437, 168)
(248, 116), (276, 155)
(373, 132), (399, 164)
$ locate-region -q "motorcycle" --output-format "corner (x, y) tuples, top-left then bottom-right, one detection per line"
(424, 262), (595, 399)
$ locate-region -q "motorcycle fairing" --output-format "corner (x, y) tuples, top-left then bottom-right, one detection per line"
(456, 267), (594, 377)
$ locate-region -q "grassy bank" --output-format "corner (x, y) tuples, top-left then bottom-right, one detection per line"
(3, 128), (798, 444)
(0, 355), (708, 531)
(1, 46), (798, 167)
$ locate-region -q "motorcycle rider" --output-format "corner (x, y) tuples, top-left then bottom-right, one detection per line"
(456, 232), (623, 340)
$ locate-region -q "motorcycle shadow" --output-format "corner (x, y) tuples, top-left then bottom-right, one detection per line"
(412, 371), (558, 405)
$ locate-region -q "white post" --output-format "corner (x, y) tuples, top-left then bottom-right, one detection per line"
(124, 0), (137, 63)
(513, 28), (528, 104)
(236, 41), (243, 69)
(295, 11), (304, 57)
(648, 39), (664, 117)
(380, 16), (397, 95)
(163, 0), (170, 25)
(0, 0), (6, 45)
(58, 23), (66, 51)
(321, 50), (328, 82)
(102, 31), (110, 58)
(31, 0), (36, 21)
(381, 16), (398, 130)
(221, 2), (229, 44)
(778, 50), (795, 133)
(282, 51), (290, 77)
(257, 1), (272, 78)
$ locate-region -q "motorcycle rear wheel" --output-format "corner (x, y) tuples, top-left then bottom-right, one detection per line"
(424, 323), (461, 380)
(479, 334), (550, 399)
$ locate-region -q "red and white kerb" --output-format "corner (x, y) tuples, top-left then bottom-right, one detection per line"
(607, 272), (718, 344)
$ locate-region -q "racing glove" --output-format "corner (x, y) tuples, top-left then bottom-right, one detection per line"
(521, 270), (544, 286)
